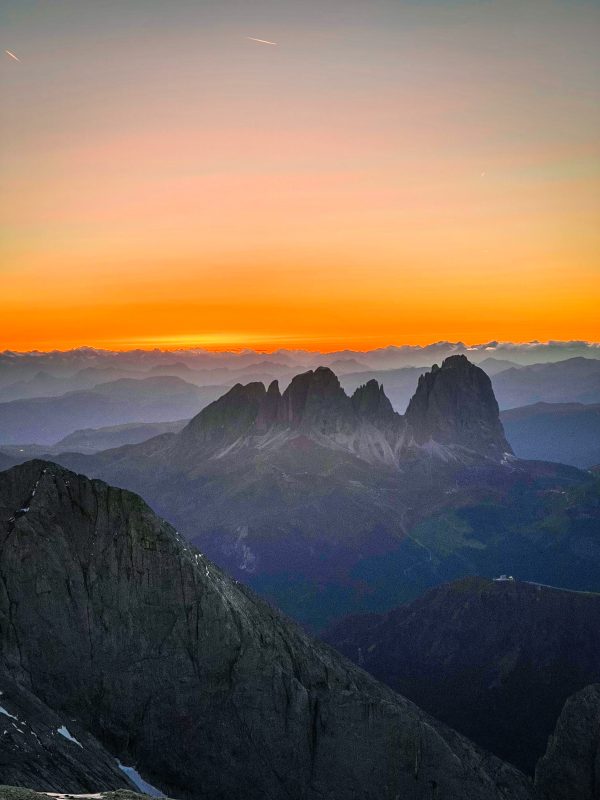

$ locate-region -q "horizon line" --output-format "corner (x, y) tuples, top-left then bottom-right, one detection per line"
(2, 338), (600, 357)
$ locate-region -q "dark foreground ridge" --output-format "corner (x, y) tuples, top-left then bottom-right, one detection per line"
(0, 460), (533, 800)
(535, 683), (600, 800)
(323, 576), (600, 774)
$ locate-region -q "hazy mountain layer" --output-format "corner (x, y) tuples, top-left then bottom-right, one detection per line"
(2, 340), (598, 382)
(0, 378), (223, 445)
(501, 402), (600, 468)
(492, 358), (600, 408)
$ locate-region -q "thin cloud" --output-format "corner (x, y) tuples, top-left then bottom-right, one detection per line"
(246, 37), (278, 46)
(5, 50), (21, 62)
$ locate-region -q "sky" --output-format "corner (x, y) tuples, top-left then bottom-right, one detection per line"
(1, 0), (599, 352)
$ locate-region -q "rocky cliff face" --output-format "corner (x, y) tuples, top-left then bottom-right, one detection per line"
(182, 366), (405, 464)
(535, 684), (600, 800)
(180, 357), (511, 464)
(323, 576), (600, 775)
(404, 355), (513, 459)
(0, 460), (535, 800)
(0, 669), (131, 793)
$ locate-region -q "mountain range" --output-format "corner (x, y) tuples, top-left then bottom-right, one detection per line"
(39, 356), (599, 631)
(0, 378), (224, 445)
(2, 351), (600, 451)
(2, 340), (599, 379)
(501, 402), (600, 468)
(491, 358), (600, 408)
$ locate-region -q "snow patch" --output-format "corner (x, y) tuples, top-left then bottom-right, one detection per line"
(117, 760), (165, 797)
(0, 705), (17, 720)
(57, 725), (83, 747)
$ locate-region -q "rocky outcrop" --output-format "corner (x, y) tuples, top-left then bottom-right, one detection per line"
(0, 668), (132, 793)
(280, 366), (354, 431)
(176, 366), (406, 469)
(535, 684), (600, 800)
(404, 355), (512, 459)
(183, 381), (269, 445)
(0, 461), (535, 800)
(180, 357), (512, 464)
(351, 378), (396, 421)
(183, 366), (400, 451)
(323, 577), (600, 774)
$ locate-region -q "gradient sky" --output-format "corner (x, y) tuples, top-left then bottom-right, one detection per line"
(2, 0), (599, 351)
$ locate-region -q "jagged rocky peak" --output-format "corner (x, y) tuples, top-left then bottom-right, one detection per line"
(254, 378), (282, 429)
(404, 354), (512, 459)
(0, 460), (535, 800)
(351, 379), (396, 421)
(280, 366), (354, 430)
(180, 357), (508, 461)
(182, 379), (268, 441)
(183, 367), (358, 440)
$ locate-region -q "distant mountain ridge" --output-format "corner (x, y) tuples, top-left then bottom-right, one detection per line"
(0, 377), (224, 445)
(492, 357), (600, 408)
(1, 342), (599, 407)
(501, 402), (600, 468)
(55, 419), (190, 452)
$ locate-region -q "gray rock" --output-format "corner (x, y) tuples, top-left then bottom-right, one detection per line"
(0, 460), (534, 800)
(323, 576), (600, 774)
(535, 683), (600, 800)
(404, 355), (513, 459)
(0, 670), (130, 793)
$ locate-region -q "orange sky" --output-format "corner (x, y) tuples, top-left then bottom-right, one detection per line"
(1, 0), (599, 352)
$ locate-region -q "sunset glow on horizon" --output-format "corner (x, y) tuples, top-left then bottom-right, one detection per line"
(2, 0), (599, 352)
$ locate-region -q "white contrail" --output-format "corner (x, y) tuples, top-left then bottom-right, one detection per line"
(5, 49), (21, 62)
(246, 37), (278, 46)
